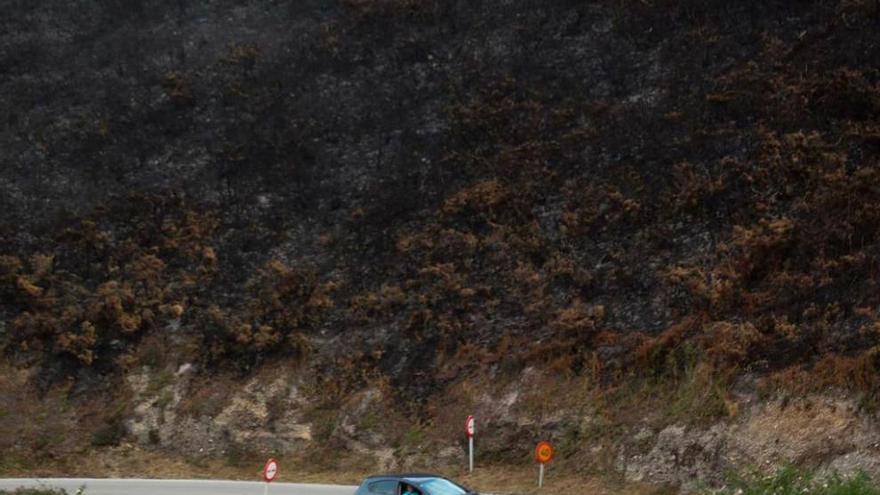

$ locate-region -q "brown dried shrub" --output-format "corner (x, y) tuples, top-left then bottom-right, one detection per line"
(29, 254), (53, 279)
(56, 321), (98, 365)
(699, 321), (767, 370)
(350, 284), (405, 322)
(810, 68), (880, 121)
(551, 299), (604, 335)
(763, 348), (880, 395)
(0, 255), (22, 279)
(161, 72), (193, 106)
(561, 185), (641, 236)
(667, 161), (726, 211)
(635, 315), (706, 371)
(441, 180), (507, 217)
(813, 348), (880, 391)
(15, 275), (44, 299)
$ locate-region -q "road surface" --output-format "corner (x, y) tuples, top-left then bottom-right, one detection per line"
(0, 478), (357, 495)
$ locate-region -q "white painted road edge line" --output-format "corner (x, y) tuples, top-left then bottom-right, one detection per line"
(0, 478), (357, 487)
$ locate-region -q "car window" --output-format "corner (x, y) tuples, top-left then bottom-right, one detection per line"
(418, 479), (468, 495)
(369, 480), (398, 495)
(398, 482), (423, 495)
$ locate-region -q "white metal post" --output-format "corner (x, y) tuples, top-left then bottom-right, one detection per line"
(264, 483), (269, 495)
(468, 436), (474, 473)
(538, 463), (544, 488)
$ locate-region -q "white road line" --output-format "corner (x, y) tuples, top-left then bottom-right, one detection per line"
(0, 478), (358, 495)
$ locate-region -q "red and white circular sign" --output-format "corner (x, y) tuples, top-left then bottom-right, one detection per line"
(465, 415), (475, 438)
(263, 458), (279, 482)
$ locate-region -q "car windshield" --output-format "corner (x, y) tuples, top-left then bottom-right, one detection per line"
(417, 479), (468, 495)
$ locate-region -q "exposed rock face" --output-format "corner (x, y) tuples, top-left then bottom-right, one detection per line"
(731, 398), (870, 467)
(126, 367), (313, 457)
(620, 424), (728, 490)
(618, 396), (880, 491)
(122, 362), (880, 491)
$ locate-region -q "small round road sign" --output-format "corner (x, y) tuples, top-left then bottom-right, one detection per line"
(534, 441), (554, 464)
(465, 415), (475, 438)
(263, 458), (279, 482)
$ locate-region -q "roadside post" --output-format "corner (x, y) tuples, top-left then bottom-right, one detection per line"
(465, 415), (476, 473)
(262, 458), (279, 495)
(534, 441), (554, 488)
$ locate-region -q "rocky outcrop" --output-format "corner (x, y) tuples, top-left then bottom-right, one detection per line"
(126, 366), (313, 457)
(618, 396), (880, 492)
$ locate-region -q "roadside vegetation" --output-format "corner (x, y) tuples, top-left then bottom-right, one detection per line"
(714, 468), (880, 495)
(0, 488), (69, 495)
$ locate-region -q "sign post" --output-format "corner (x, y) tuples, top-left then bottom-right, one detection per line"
(534, 441), (554, 488)
(262, 458), (279, 495)
(465, 415), (475, 473)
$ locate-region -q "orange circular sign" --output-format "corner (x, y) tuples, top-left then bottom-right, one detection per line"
(535, 441), (554, 464)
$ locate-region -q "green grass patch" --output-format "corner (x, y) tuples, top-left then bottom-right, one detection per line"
(34, 430), (65, 451)
(90, 407), (126, 447)
(0, 452), (25, 474)
(145, 369), (175, 397)
(223, 442), (254, 467)
(155, 389), (174, 410)
(713, 467), (880, 495)
(403, 425), (425, 446)
(357, 411), (379, 431)
(665, 362), (730, 422)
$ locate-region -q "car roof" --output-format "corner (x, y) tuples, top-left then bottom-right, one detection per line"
(365, 473), (444, 480)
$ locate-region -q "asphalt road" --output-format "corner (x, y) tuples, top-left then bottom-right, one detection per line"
(0, 478), (358, 495)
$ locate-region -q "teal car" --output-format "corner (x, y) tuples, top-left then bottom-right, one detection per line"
(354, 473), (477, 495)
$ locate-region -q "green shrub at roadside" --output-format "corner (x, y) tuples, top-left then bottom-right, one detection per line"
(0, 488), (69, 495)
(713, 467), (880, 495)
